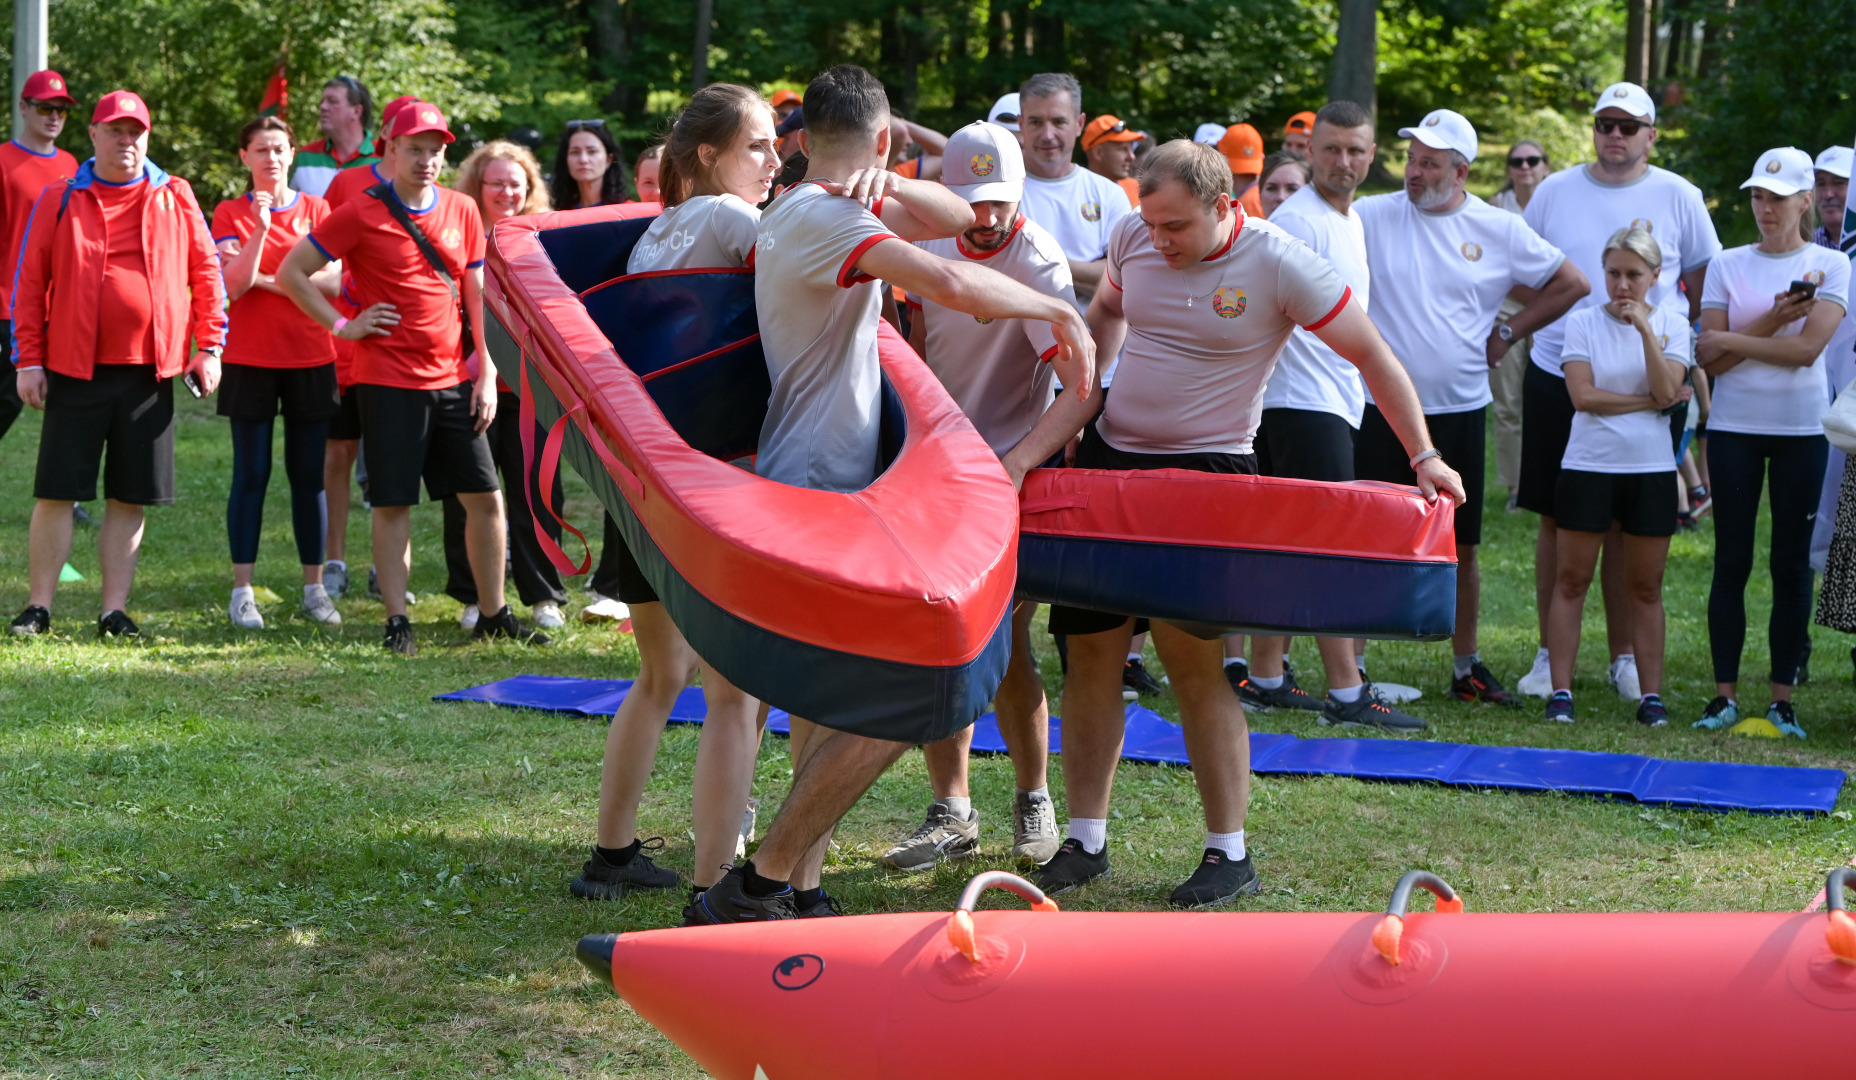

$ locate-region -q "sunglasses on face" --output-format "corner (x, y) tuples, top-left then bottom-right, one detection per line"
(1508, 155), (1543, 168)
(25, 100), (69, 118)
(1594, 118), (1645, 137)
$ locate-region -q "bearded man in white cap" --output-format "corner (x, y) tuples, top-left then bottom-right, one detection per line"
(1353, 107), (1590, 705)
(1512, 81), (1722, 701)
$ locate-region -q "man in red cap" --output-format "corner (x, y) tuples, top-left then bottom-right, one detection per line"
(1219, 123), (1266, 218)
(1082, 113), (1143, 208)
(278, 102), (542, 656)
(8, 90), (226, 638)
(0, 70), (78, 443)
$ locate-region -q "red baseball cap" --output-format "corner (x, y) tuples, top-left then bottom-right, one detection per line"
(380, 95), (419, 133)
(21, 70), (74, 106)
(391, 101), (454, 143)
(92, 90), (150, 129)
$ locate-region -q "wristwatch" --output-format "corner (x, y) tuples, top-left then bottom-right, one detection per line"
(201, 346), (224, 361)
(1495, 323), (1515, 343)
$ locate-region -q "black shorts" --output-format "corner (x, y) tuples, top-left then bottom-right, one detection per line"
(591, 513), (659, 605)
(1254, 407), (1356, 482)
(328, 385), (362, 441)
(356, 382), (499, 507)
(34, 365), (176, 505)
(1355, 403), (1486, 547)
(215, 361), (340, 422)
(1516, 362), (1574, 517)
(1045, 424), (1258, 637)
(1554, 469), (1678, 537)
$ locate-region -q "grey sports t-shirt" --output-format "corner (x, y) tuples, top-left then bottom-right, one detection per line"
(754, 183), (899, 492)
(626, 193), (760, 273)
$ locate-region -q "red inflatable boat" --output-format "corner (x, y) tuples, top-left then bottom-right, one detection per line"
(578, 868), (1856, 1078)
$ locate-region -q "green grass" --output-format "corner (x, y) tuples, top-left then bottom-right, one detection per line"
(1, 395), (1853, 1077)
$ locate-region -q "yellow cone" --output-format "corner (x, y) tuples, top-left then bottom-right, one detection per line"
(1727, 714), (1783, 739)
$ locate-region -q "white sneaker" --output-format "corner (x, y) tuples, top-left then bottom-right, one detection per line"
(580, 596), (630, 623)
(229, 591), (264, 630)
(532, 602), (566, 629)
(1515, 650), (1553, 698)
(1609, 655), (1642, 702)
(459, 604), (480, 631)
(302, 588), (342, 627)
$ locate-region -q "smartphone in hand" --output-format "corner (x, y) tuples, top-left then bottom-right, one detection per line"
(182, 371), (204, 399)
(1789, 279), (1819, 301)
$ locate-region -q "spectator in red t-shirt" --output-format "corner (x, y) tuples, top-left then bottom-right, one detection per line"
(8, 90), (226, 639)
(278, 102), (546, 656)
(0, 69), (78, 443)
(212, 115), (345, 631)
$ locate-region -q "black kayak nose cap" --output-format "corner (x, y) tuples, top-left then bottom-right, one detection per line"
(576, 933), (620, 993)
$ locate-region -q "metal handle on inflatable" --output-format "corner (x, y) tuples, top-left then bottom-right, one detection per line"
(1373, 870), (1464, 967)
(947, 872), (1059, 963)
(1827, 868), (1856, 965)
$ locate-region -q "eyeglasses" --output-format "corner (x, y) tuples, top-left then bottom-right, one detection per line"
(25, 101), (69, 118)
(1594, 118), (1646, 137)
(566, 118), (607, 132)
(1507, 155), (1543, 168)
(481, 180), (526, 192)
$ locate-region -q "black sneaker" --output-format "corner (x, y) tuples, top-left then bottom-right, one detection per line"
(570, 840), (679, 899)
(796, 890), (844, 918)
(1320, 684), (1426, 731)
(1636, 696), (1668, 727)
(72, 503), (97, 527)
(383, 614), (418, 656)
(473, 604), (550, 646)
(680, 888), (709, 927)
(684, 865), (797, 924)
(1246, 667), (1325, 713)
(1447, 661), (1523, 707)
(1224, 660), (1270, 711)
(1545, 690), (1575, 723)
(1123, 658), (1165, 698)
(97, 610), (140, 639)
(1167, 848), (1261, 908)
(1029, 838), (1111, 895)
(9, 605), (49, 636)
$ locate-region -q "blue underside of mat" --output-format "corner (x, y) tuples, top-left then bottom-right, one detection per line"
(437, 676), (1846, 814)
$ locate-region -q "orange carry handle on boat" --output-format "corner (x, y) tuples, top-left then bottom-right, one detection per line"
(577, 866), (1856, 1079)
(945, 871), (1058, 963)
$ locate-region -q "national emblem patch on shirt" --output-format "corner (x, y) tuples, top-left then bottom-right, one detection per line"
(1211, 286), (1246, 319)
(1081, 201), (1102, 222)
(440, 226), (463, 249)
(1461, 241), (1483, 262)
(1630, 218), (1654, 234)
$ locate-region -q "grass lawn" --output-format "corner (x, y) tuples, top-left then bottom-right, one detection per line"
(2, 394), (1854, 1078)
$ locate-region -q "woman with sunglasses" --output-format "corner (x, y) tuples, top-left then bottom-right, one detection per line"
(1692, 148), (1849, 738)
(549, 118), (628, 210)
(1488, 141), (1554, 511)
(0, 71), (77, 447)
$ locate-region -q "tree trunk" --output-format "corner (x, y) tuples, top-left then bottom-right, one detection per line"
(1328, 0), (1378, 123)
(589, 0), (633, 117)
(692, 0), (714, 91)
(1625, 0), (1652, 85)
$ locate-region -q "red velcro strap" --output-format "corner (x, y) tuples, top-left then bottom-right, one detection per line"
(1020, 491), (1091, 514)
(519, 362), (593, 576)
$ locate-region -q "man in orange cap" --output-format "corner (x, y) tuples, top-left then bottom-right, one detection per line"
(1082, 113), (1143, 207)
(1283, 111), (1316, 155)
(1218, 123), (1265, 218)
(0, 70), (78, 444)
(770, 89), (801, 122)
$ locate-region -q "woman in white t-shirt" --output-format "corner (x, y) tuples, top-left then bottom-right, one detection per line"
(573, 83), (786, 915)
(1693, 148), (1851, 739)
(1545, 228), (1689, 726)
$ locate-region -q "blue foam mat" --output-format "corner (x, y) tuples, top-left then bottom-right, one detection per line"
(437, 676), (1845, 814)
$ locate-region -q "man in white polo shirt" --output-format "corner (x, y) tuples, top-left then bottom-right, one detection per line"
(1014, 72), (1133, 306)
(1515, 81), (1721, 700)
(1355, 108), (1590, 704)
(1033, 139), (1464, 910)
(880, 122), (1089, 875)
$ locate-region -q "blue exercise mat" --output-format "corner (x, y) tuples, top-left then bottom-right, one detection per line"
(437, 676), (1845, 814)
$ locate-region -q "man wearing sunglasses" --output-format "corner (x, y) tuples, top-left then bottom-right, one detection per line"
(0, 70), (77, 444)
(290, 75), (380, 198)
(1512, 81), (1721, 702)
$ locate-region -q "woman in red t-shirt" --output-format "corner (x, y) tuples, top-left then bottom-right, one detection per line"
(211, 116), (344, 630)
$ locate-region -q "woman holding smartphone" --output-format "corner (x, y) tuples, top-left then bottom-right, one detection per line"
(1694, 147), (1850, 738)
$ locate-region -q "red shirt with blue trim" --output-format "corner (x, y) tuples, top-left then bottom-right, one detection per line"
(212, 190), (336, 369)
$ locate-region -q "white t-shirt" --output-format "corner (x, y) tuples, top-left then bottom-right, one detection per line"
(1702, 242), (1852, 437)
(1096, 213), (1350, 456)
(1559, 305), (1692, 473)
(754, 183), (898, 492)
(1357, 190), (1566, 413)
(627, 194), (759, 272)
(1523, 164), (1722, 375)
(1259, 185), (1367, 425)
(905, 215), (1073, 456)
(1017, 164), (1134, 269)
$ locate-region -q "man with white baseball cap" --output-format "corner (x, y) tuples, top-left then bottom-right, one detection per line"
(987, 93), (1021, 132)
(1193, 122), (1229, 145)
(882, 121), (1087, 875)
(1810, 143), (1855, 574)
(1353, 107), (1589, 705)
(1513, 80), (1721, 701)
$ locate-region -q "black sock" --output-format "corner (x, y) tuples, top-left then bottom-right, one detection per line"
(741, 860), (789, 897)
(793, 887), (825, 909)
(596, 840), (639, 866)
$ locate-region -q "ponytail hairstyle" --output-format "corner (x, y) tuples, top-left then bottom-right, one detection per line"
(659, 83), (772, 208)
(237, 114), (297, 193)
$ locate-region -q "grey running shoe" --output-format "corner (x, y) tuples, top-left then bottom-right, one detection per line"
(1012, 790), (1060, 866)
(302, 588), (342, 627)
(1247, 667), (1325, 713)
(1320, 684), (1427, 732)
(1224, 660), (1271, 712)
(570, 839), (679, 900)
(322, 561), (349, 599)
(880, 800), (979, 872)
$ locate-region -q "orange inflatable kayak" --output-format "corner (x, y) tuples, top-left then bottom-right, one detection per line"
(578, 869), (1856, 1078)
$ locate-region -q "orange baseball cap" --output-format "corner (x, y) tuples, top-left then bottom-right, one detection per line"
(770, 89), (802, 109)
(1082, 114), (1142, 152)
(1284, 111), (1316, 137)
(1218, 123), (1264, 176)
(391, 101), (455, 143)
(21, 70), (74, 106)
(91, 90), (149, 129)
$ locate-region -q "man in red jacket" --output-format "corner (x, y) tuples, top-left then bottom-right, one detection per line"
(8, 90), (226, 638)
(0, 69), (78, 444)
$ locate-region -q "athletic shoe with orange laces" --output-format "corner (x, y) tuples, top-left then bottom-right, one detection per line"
(1447, 660), (1522, 707)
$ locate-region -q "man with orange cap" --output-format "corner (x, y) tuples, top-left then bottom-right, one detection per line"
(1283, 111), (1316, 155)
(0, 70), (78, 444)
(770, 89), (801, 123)
(1219, 123), (1265, 218)
(1082, 113), (1143, 208)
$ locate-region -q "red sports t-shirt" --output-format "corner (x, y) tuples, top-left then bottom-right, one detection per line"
(211, 191), (337, 369)
(322, 161), (388, 213)
(94, 177), (156, 365)
(0, 140), (78, 317)
(308, 184), (485, 390)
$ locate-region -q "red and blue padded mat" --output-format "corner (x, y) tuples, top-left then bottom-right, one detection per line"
(485, 204), (1016, 744)
(1017, 469), (1458, 639)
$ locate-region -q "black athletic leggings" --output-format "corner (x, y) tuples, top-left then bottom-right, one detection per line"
(227, 416), (328, 566)
(1706, 430), (1827, 685)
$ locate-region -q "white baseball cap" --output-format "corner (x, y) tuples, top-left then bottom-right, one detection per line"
(1398, 108), (1478, 163)
(1593, 81), (1656, 123)
(1741, 147), (1816, 197)
(1193, 122), (1228, 145)
(1815, 145), (1853, 180)
(987, 93), (1021, 132)
(944, 121), (1026, 204)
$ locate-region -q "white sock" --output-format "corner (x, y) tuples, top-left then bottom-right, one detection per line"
(1535, 646), (1550, 664)
(1223, 656), (1245, 668)
(939, 795), (972, 819)
(1613, 653), (1635, 667)
(1454, 653), (1477, 678)
(327, 559), (346, 571)
(1068, 817), (1108, 854)
(1329, 683), (1363, 703)
(231, 585), (254, 603)
(1251, 673), (1284, 690)
(1018, 786), (1050, 802)
(1205, 829), (1246, 860)
(1126, 651), (1143, 664)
